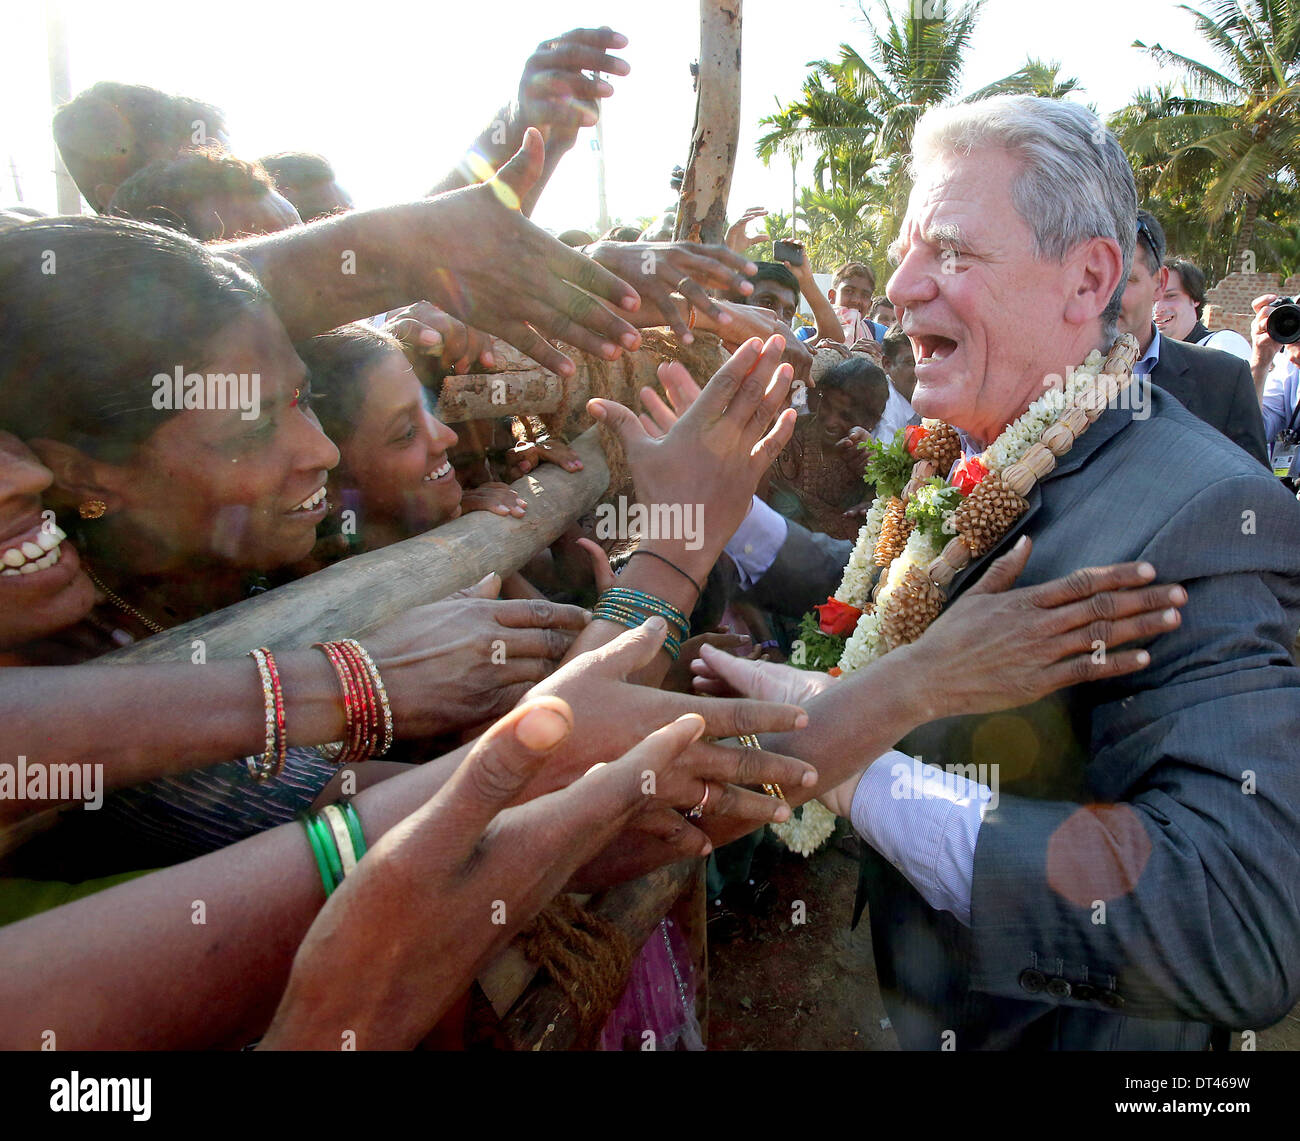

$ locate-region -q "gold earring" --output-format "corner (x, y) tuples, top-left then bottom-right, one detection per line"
(78, 500), (107, 520)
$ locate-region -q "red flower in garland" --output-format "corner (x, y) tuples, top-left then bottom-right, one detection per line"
(815, 597), (862, 637)
(903, 424), (930, 457)
(950, 455), (989, 496)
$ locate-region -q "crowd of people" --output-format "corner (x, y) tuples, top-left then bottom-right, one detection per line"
(1, 23), (1298, 1053)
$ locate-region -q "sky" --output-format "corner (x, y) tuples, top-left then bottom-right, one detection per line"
(2, 0), (1214, 234)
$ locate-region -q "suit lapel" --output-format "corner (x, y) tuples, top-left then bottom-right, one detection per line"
(942, 403), (1136, 602)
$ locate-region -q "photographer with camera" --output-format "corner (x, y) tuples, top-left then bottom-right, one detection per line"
(1250, 293), (1300, 484)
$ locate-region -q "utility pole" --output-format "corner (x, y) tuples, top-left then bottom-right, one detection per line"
(47, 0), (82, 214)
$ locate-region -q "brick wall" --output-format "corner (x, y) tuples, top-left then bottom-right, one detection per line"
(1203, 271), (1300, 337)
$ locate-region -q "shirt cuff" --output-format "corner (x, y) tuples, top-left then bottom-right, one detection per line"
(723, 497), (788, 589)
(849, 751), (992, 927)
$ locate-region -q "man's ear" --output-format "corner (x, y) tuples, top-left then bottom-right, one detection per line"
(26, 438), (126, 514)
(1064, 236), (1124, 328)
(826, 288), (837, 304)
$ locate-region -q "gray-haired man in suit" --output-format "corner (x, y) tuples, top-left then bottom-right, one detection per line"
(718, 94), (1300, 1049)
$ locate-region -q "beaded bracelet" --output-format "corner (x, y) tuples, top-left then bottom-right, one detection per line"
(313, 639), (395, 764)
(245, 647), (287, 782)
(342, 640), (394, 756)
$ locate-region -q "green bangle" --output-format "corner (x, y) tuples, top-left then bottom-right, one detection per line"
(340, 799), (367, 861)
(301, 814), (335, 897)
(591, 605), (683, 660)
(310, 813), (344, 890)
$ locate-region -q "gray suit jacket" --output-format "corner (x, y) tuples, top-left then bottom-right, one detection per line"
(749, 389), (1300, 1049)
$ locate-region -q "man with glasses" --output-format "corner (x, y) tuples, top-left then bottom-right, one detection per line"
(1118, 210), (1268, 465)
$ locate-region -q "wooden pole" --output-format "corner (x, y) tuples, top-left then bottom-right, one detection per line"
(673, 0), (743, 245)
(435, 329), (728, 432)
(45, 0), (81, 216)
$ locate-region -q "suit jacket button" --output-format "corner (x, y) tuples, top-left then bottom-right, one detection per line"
(1072, 983), (1099, 1002)
(1100, 989), (1125, 1009)
(1019, 969), (1047, 994)
(1046, 976), (1072, 998)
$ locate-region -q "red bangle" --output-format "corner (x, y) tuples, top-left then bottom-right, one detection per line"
(315, 641), (366, 765)
(337, 640), (380, 758)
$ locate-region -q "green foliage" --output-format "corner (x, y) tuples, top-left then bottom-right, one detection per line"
(795, 612), (846, 672)
(1112, 0), (1300, 260)
(863, 429), (913, 501)
(905, 478), (963, 539)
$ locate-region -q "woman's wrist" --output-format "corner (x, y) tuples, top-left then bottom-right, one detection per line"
(277, 650), (348, 748)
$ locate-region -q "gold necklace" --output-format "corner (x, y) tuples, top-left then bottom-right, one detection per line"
(84, 565), (168, 635)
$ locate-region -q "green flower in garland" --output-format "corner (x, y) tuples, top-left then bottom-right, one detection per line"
(905, 478), (964, 540)
(862, 429), (914, 502)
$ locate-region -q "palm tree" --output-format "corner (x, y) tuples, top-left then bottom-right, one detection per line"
(1120, 0), (1300, 259)
(757, 1), (1080, 278)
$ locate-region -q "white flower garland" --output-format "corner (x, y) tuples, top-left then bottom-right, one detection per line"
(834, 498), (886, 607)
(771, 340), (1134, 857)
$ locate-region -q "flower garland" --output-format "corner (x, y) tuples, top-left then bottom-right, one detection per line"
(774, 335), (1141, 856)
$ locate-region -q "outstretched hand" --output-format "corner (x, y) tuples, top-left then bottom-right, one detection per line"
(419, 129), (642, 376)
(516, 27), (630, 145)
(584, 240), (757, 343)
(906, 536), (1187, 720)
(588, 335), (797, 575)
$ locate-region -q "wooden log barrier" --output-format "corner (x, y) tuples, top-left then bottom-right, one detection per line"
(497, 860), (697, 1050)
(436, 328), (730, 437)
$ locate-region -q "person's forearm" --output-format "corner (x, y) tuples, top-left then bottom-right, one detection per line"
(805, 285), (846, 343)
(0, 652), (346, 822)
(1251, 352), (1272, 402)
(0, 743), (469, 1049)
(701, 645), (934, 848)
(222, 204), (429, 340)
(427, 106), (518, 197)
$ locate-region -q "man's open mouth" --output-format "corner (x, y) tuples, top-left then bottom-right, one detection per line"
(912, 334), (959, 364)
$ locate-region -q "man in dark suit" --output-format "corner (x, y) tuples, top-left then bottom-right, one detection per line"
(719, 95), (1300, 1050)
(1119, 210), (1268, 466)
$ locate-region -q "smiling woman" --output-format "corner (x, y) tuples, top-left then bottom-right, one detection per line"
(0, 216), (340, 643)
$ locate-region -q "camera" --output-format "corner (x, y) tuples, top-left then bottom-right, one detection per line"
(1266, 297), (1300, 345)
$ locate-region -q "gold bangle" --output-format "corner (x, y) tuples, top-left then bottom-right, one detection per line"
(737, 734), (785, 800)
(320, 805), (358, 878)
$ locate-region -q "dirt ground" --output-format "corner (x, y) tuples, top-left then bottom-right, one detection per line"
(706, 829), (1300, 1051)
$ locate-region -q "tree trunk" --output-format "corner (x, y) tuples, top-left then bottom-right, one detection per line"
(1234, 197), (1260, 270)
(673, 0), (743, 245)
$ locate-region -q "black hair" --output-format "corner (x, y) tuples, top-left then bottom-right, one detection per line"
(108, 147), (276, 239)
(52, 82), (228, 210)
(882, 323), (912, 362)
(817, 357), (890, 406)
(748, 261), (800, 300)
(294, 324), (402, 448)
(0, 216), (267, 459)
(1135, 209), (1166, 275)
(259, 151), (335, 191)
(601, 225), (641, 243)
(1164, 256), (1206, 317)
